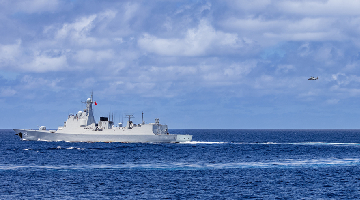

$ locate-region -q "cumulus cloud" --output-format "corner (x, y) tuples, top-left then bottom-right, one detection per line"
(222, 17), (344, 45)
(149, 66), (198, 77)
(252, 74), (306, 96)
(331, 73), (360, 86)
(74, 49), (114, 63)
(20, 75), (62, 90)
(43, 10), (117, 47)
(279, 0), (360, 16)
(0, 40), (22, 68)
(224, 61), (256, 77)
(2, 0), (360, 128)
(138, 20), (244, 56)
(0, 40), (70, 72)
(221, 0), (360, 46)
(54, 15), (98, 45)
(0, 11), (124, 73)
(27, 54), (68, 72)
(227, 0), (360, 16)
(225, 0), (271, 12)
(1, 0), (360, 102)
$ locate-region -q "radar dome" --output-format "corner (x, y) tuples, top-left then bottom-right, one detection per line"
(86, 98), (91, 103)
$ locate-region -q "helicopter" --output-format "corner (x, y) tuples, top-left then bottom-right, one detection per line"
(308, 76), (318, 80)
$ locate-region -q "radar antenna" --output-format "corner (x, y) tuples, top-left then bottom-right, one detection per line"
(79, 91), (95, 125)
(125, 114), (134, 122)
(125, 114), (134, 129)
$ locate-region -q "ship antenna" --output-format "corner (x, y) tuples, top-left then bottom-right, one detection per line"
(142, 111), (144, 124)
(91, 90), (93, 103)
(125, 114), (134, 122)
(125, 114), (134, 129)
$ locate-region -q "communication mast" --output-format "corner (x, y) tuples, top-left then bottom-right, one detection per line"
(142, 111), (145, 124)
(125, 114), (134, 129)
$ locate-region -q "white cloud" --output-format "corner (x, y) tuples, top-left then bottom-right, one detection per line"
(221, 0), (360, 46)
(13, 0), (60, 14)
(227, 0), (360, 17)
(0, 40), (71, 72)
(20, 75), (62, 90)
(138, 20), (243, 56)
(149, 66), (197, 77)
(2, 0), (360, 129)
(81, 78), (97, 88)
(298, 91), (319, 98)
(254, 75), (274, 89)
(224, 62), (256, 77)
(74, 49), (114, 63)
(326, 99), (339, 105)
(279, 0), (360, 16)
(331, 73), (360, 86)
(46, 11), (117, 47)
(0, 39), (74, 72)
(298, 43), (312, 57)
(344, 62), (358, 71)
(0, 40), (22, 68)
(0, 87), (16, 97)
(225, 0), (271, 12)
(313, 45), (344, 65)
(222, 17), (344, 44)
(276, 65), (295, 73)
(55, 15), (97, 44)
(27, 54), (68, 72)
(1, 1), (359, 101)
(330, 85), (360, 97)
(252, 75), (304, 94)
(123, 3), (140, 22)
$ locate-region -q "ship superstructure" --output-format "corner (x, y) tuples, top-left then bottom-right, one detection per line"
(14, 93), (192, 143)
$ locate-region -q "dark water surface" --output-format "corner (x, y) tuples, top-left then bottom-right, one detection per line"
(1, 129), (360, 199)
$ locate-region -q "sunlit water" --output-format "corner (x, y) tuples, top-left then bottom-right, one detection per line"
(1, 129), (360, 199)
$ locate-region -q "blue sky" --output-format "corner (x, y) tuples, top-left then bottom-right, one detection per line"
(1, 0), (360, 129)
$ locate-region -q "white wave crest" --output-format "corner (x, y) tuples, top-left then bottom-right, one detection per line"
(179, 141), (227, 144)
(1, 158), (359, 171)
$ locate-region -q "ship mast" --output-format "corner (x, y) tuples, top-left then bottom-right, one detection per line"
(82, 91), (96, 125)
(125, 114), (134, 129)
(142, 111), (144, 124)
(91, 91), (93, 103)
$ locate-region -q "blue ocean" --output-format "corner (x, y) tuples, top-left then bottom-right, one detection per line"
(1, 129), (360, 199)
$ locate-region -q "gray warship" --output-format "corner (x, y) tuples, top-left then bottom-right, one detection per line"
(13, 94), (192, 143)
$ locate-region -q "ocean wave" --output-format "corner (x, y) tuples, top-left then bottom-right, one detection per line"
(21, 142), (360, 151)
(181, 141), (360, 146)
(179, 141), (227, 144)
(23, 146), (84, 151)
(243, 142), (360, 146)
(1, 158), (359, 171)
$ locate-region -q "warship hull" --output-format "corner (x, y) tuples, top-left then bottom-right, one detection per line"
(14, 93), (192, 143)
(13, 129), (192, 143)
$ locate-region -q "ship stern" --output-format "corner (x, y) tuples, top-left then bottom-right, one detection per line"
(175, 134), (192, 142)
